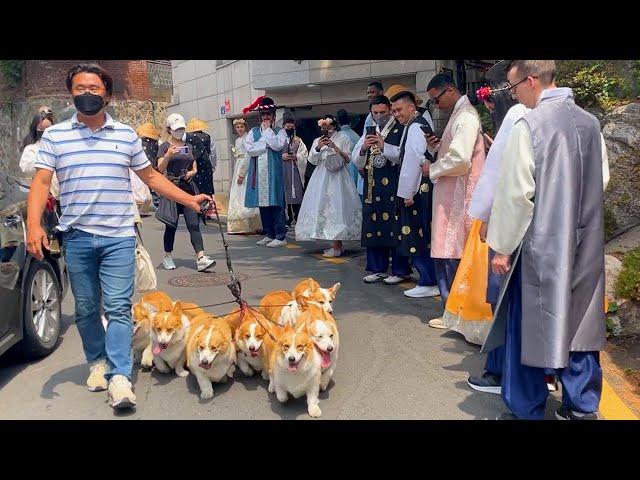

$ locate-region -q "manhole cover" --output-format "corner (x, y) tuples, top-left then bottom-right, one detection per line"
(168, 272), (249, 288)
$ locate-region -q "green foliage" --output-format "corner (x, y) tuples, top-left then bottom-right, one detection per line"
(604, 206), (618, 241)
(475, 103), (493, 137)
(557, 62), (627, 111)
(0, 60), (24, 88)
(615, 247), (640, 301)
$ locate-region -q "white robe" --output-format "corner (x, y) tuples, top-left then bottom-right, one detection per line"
(227, 134), (262, 233)
(295, 132), (362, 241)
(468, 103), (530, 222)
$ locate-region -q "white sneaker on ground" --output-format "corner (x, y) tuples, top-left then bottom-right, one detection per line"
(322, 248), (343, 258)
(428, 317), (448, 329)
(266, 239), (287, 248)
(196, 255), (216, 272)
(404, 285), (440, 298)
(108, 375), (136, 410)
(162, 256), (176, 270)
(363, 273), (388, 283)
(87, 359), (108, 392)
(257, 237), (274, 246)
(383, 275), (411, 285)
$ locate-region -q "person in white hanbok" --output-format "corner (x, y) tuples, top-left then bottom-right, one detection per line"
(227, 118), (262, 234)
(295, 115), (361, 257)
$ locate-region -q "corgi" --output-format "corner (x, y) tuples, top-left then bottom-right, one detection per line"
(292, 278), (341, 313)
(150, 301), (191, 377)
(132, 291), (174, 368)
(260, 284), (335, 327)
(234, 309), (281, 379)
(268, 325), (323, 418)
(186, 313), (236, 399)
(296, 296), (340, 392)
(179, 301), (205, 322)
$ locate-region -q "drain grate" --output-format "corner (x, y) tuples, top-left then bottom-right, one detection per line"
(168, 272), (249, 288)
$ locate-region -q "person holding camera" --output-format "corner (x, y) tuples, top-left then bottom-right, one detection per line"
(352, 95), (411, 284)
(295, 115), (361, 257)
(281, 115), (308, 228)
(389, 91), (439, 296)
(423, 73), (486, 328)
(157, 113), (216, 272)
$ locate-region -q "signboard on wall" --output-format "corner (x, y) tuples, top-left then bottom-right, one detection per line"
(224, 99), (231, 114)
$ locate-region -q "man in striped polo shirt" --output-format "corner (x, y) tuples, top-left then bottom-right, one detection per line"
(26, 63), (212, 410)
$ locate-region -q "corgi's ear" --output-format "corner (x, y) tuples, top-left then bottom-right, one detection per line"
(329, 282), (341, 296)
(296, 295), (310, 311)
(172, 301), (183, 314)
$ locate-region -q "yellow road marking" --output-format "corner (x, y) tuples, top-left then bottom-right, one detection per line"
(399, 281), (417, 290)
(285, 244), (302, 249)
(311, 254), (348, 264)
(600, 377), (639, 420)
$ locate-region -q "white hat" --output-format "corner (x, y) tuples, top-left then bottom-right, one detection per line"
(166, 113), (187, 131)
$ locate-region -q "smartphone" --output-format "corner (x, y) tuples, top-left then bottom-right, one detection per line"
(419, 124), (436, 138)
(366, 126), (377, 136)
(178, 145), (189, 155)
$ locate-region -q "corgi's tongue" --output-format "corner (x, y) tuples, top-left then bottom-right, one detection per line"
(287, 361), (299, 372)
(320, 351), (332, 368)
(250, 351), (259, 357)
(152, 343), (163, 355)
(199, 362), (211, 370)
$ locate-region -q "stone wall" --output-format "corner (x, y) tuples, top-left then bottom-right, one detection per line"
(0, 97), (169, 177)
(602, 102), (640, 239)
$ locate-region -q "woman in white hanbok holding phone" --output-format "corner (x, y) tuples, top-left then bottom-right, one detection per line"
(295, 115), (361, 257)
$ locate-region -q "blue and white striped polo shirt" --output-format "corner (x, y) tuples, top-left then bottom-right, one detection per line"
(35, 113), (151, 238)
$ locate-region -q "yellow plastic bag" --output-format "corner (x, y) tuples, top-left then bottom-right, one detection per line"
(442, 220), (493, 345)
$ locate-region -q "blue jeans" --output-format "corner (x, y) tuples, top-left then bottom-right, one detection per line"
(259, 206), (287, 241)
(63, 228), (136, 380)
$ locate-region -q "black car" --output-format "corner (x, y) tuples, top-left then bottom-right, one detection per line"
(0, 171), (68, 359)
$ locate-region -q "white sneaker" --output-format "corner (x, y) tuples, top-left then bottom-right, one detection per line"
(404, 285), (440, 298)
(162, 256), (176, 270)
(363, 273), (388, 284)
(266, 239), (287, 248)
(108, 375), (137, 410)
(428, 317), (448, 329)
(383, 275), (410, 285)
(322, 248), (343, 258)
(197, 255), (216, 272)
(257, 237), (274, 246)
(87, 359), (108, 392)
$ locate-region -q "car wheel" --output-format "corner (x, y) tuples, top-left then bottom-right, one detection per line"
(22, 260), (61, 358)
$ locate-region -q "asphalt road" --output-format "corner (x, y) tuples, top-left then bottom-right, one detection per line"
(0, 216), (565, 419)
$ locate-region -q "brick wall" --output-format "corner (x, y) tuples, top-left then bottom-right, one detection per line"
(23, 60), (163, 101)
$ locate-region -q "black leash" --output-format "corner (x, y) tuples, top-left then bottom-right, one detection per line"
(200, 199), (244, 309)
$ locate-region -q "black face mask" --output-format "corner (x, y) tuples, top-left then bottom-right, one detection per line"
(74, 92), (105, 116)
(285, 128), (295, 137)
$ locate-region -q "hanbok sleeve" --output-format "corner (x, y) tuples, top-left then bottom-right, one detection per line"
(308, 137), (322, 166)
(245, 130), (267, 156)
(429, 111), (479, 182)
(351, 134), (367, 170)
(397, 124), (425, 200)
(486, 121), (536, 256)
(296, 139), (308, 181)
(262, 128), (287, 151)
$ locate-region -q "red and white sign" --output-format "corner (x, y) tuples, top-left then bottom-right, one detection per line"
(224, 99), (231, 114)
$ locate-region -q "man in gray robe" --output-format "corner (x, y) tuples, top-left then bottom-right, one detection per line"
(484, 60), (607, 420)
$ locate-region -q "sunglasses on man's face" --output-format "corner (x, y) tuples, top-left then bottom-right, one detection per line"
(431, 88), (449, 104)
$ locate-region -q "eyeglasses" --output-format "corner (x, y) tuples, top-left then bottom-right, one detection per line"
(507, 76), (538, 94)
(431, 87), (449, 104)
